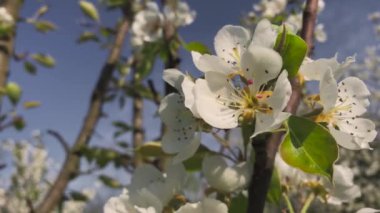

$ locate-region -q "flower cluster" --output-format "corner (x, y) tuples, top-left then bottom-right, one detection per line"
(131, 0), (195, 46)
(244, 0), (327, 43)
(106, 17), (377, 212)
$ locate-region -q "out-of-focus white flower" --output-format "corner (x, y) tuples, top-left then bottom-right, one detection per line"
(62, 188), (96, 213)
(318, 0), (325, 13)
(276, 154), (361, 205)
(368, 12), (380, 22)
(164, 0), (196, 27)
(315, 24), (327, 43)
(285, 9), (327, 43)
(284, 13), (302, 33)
(175, 198), (228, 213)
(104, 189), (140, 213)
(104, 164), (187, 213)
(0, 7), (14, 25)
(316, 70), (377, 150)
(253, 0), (287, 18)
(160, 69), (202, 163)
(131, 2), (164, 45)
(357, 208), (380, 213)
(324, 165), (361, 205)
(202, 155), (252, 193)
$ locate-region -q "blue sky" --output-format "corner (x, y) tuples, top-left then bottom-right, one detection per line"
(1, 0), (379, 198)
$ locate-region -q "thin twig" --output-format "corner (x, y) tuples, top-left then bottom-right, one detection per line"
(247, 0), (319, 212)
(148, 79), (160, 106)
(46, 129), (70, 154)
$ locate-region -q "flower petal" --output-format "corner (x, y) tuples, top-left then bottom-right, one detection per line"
(159, 93), (196, 128)
(214, 25), (251, 67)
(104, 190), (137, 213)
(159, 94), (198, 154)
(251, 112), (290, 138)
(129, 165), (164, 191)
(192, 53), (232, 74)
(327, 165), (361, 205)
(202, 155), (251, 193)
(335, 118), (376, 149)
(300, 54), (355, 81)
(267, 70), (292, 112)
(320, 69), (338, 113)
(194, 79), (239, 129)
(241, 46), (282, 92)
(172, 132), (201, 164)
(250, 19), (277, 48)
(163, 69), (185, 93)
(328, 126), (363, 150)
(338, 77), (370, 108)
(175, 198), (228, 213)
(181, 76), (200, 117)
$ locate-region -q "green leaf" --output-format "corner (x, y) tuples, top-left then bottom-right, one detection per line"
(31, 53), (56, 68)
(35, 5), (49, 18)
(280, 116), (338, 180)
(183, 145), (212, 172)
(77, 31), (100, 44)
(135, 142), (166, 157)
(69, 191), (88, 202)
(274, 29), (308, 77)
(24, 61), (37, 75)
(79, 1), (100, 22)
(33, 20), (56, 33)
(23, 101), (41, 109)
(98, 175), (122, 188)
(266, 167), (282, 205)
(184, 41), (210, 54)
(101, 0), (128, 9)
(6, 82), (22, 105)
(229, 193), (248, 213)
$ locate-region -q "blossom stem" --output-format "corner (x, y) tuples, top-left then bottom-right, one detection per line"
(246, 0), (319, 212)
(282, 193), (295, 213)
(300, 193), (315, 213)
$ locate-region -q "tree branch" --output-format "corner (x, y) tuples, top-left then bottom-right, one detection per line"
(247, 1), (319, 212)
(35, 6), (133, 213)
(46, 129), (70, 154)
(0, 0), (23, 90)
(131, 67), (144, 167)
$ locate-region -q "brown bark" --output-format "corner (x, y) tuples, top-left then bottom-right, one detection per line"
(35, 7), (133, 213)
(0, 0), (23, 90)
(132, 71), (144, 167)
(247, 1), (319, 212)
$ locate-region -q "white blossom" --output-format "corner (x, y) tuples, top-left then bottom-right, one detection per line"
(191, 20), (291, 135)
(316, 70), (377, 149)
(131, 2), (164, 45)
(160, 69), (202, 163)
(175, 198), (228, 213)
(105, 164), (187, 213)
(0, 7), (14, 26)
(253, 0), (287, 18)
(164, 0), (196, 27)
(357, 208), (380, 213)
(194, 53), (291, 136)
(276, 154), (361, 205)
(202, 155), (252, 193)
